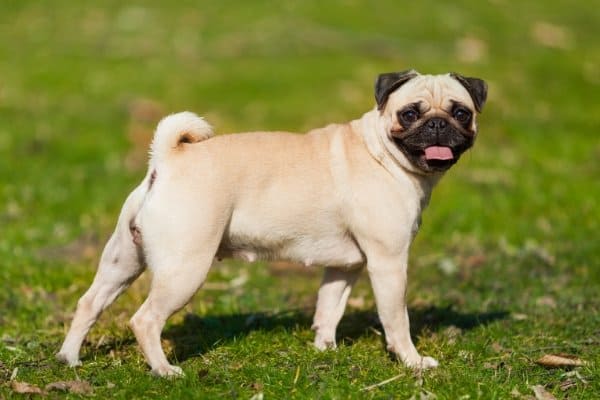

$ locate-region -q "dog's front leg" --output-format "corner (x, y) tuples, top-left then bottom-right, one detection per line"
(312, 266), (363, 350)
(367, 252), (438, 369)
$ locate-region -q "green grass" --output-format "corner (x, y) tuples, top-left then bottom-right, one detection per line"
(1, 1), (599, 398)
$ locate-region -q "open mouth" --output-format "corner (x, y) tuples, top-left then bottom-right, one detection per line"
(391, 137), (458, 171)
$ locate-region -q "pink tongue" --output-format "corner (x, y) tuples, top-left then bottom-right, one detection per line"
(424, 146), (453, 160)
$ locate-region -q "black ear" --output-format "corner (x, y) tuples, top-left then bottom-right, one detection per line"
(450, 73), (488, 112)
(375, 70), (419, 110)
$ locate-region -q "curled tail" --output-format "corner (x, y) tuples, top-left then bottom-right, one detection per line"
(150, 111), (213, 166)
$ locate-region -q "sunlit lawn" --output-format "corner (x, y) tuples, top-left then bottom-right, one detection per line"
(1, 1), (598, 398)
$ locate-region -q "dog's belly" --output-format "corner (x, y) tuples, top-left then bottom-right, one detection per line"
(217, 227), (365, 268)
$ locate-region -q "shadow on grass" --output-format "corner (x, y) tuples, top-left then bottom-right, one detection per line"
(163, 306), (509, 363)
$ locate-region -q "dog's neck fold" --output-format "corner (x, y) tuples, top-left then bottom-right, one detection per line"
(352, 109), (442, 210)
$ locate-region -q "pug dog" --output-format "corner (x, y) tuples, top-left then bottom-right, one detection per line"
(57, 70), (487, 376)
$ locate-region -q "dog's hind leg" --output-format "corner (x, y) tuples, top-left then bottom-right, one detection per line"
(128, 196), (226, 377)
(57, 183), (148, 367)
(312, 266), (363, 350)
(129, 241), (220, 377)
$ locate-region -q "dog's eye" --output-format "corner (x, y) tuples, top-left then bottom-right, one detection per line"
(400, 109), (419, 124)
(453, 108), (471, 123)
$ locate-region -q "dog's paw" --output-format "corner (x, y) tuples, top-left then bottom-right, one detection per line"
(405, 356), (439, 370)
(419, 356), (439, 369)
(313, 333), (337, 351)
(151, 364), (184, 378)
(55, 352), (82, 367)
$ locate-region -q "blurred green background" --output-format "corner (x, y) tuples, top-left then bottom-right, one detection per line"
(1, 1), (598, 398)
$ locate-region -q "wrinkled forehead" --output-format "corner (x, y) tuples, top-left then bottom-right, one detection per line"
(386, 74), (475, 111)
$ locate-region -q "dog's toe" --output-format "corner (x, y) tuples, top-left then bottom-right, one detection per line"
(313, 334), (337, 351)
(152, 364), (184, 378)
(56, 352), (82, 367)
(420, 356), (439, 369)
(402, 355), (439, 370)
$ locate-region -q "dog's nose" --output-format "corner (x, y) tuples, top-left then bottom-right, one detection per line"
(426, 118), (447, 131)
